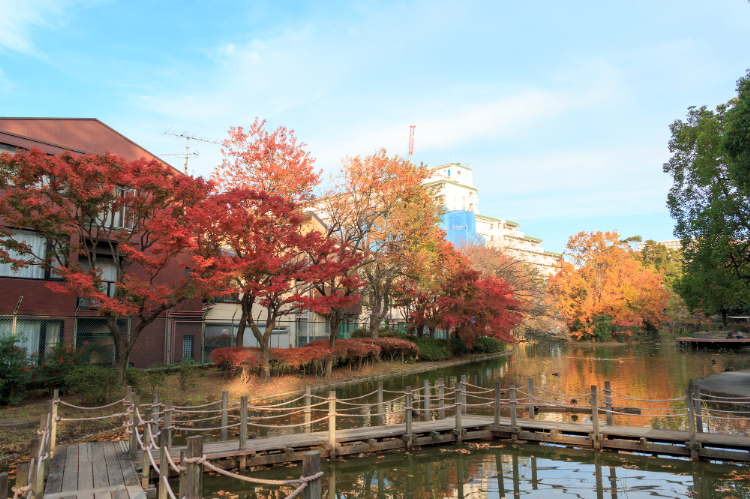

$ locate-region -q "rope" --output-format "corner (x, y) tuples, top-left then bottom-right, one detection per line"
(173, 401), (222, 409)
(173, 423), (241, 432)
(165, 450), (186, 473)
(250, 401), (329, 412)
(608, 389), (685, 402)
(163, 476), (178, 499)
(198, 458), (324, 499)
(56, 398), (127, 410)
(336, 409), (406, 417)
(245, 393), (309, 407)
(11, 484), (31, 499)
(248, 416), (330, 428)
(335, 390), (379, 401)
(173, 415), (223, 423)
(57, 412), (129, 421)
(602, 408), (687, 417)
(698, 393), (750, 401)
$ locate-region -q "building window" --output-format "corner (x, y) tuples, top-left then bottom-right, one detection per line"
(457, 169), (461, 175)
(490, 223), (494, 230)
(0, 229), (47, 279)
(182, 335), (194, 359)
(0, 318), (63, 356)
(447, 170), (450, 177)
(0, 143), (17, 154)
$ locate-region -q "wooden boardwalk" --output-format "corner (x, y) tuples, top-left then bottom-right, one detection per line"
(45, 441), (145, 499)
(138, 415), (750, 477)
(677, 337), (750, 347)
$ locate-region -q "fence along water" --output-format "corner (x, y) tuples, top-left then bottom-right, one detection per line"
(10, 375), (750, 499)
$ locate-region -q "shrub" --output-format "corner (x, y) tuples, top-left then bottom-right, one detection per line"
(379, 330), (409, 340)
(125, 368), (147, 395)
(66, 365), (119, 405)
(449, 336), (469, 357)
(175, 359), (201, 391)
(35, 342), (88, 394)
(408, 337), (451, 361)
(351, 329), (369, 338)
(0, 336), (32, 406)
(144, 368), (167, 394)
(471, 337), (506, 354)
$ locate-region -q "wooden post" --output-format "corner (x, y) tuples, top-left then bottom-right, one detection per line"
(178, 450), (187, 499)
(142, 407), (153, 488)
(220, 391), (229, 441)
(693, 384), (704, 433)
(328, 391), (337, 458)
(15, 464), (29, 499)
(239, 397), (247, 450)
(163, 401), (173, 450)
(158, 446), (168, 499)
(493, 381), (501, 425)
(152, 393), (161, 443)
(377, 383), (384, 427)
(50, 388), (59, 454)
(510, 381), (517, 440)
(130, 394), (140, 461)
(423, 379), (431, 422)
(455, 380), (463, 443)
(0, 473), (7, 499)
(687, 386), (698, 459)
(302, 452), (322, 499)
(438, 379), (445, 420)
(590, 386), (600, 451)
(527, 378), (535, 420)
(305, 387), (312, 432)
(41, 403), (51, 477)
(185, 437), (203, 499)
(405, 386), (413, 449)
(604, 381), (613, 426)
(460, 375), (467, 415)
(28, 438), (41, 499)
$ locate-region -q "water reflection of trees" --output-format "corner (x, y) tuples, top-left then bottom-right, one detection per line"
(198, 443), (750, 499)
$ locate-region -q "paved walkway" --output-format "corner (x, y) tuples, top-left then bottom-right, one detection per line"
(696, 370), (750, 398)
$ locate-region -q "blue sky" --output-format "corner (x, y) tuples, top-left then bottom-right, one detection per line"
(1, 1), (749, 253)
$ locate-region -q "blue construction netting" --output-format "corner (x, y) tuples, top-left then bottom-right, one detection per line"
(441, 210), (485, 246)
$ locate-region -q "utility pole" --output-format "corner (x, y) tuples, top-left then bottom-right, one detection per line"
(408, 125), (415, 162)
(162, 131), (220, 174)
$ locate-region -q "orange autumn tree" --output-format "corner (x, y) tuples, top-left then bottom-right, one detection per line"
(548, 231), (669, 341)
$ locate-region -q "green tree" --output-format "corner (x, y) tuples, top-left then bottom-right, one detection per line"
(664, 70), (750, 317)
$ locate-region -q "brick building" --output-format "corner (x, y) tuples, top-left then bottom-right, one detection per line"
(0, 118), (203, 367)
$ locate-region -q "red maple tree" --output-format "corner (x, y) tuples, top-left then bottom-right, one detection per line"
(194, 188), (360, 380)
(0, 149), (229, 381)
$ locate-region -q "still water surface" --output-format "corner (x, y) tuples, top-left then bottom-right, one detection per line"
(191, 342), (750, 498)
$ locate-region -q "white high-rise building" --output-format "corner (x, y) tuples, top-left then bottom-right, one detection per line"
(425, 163), (560, 274)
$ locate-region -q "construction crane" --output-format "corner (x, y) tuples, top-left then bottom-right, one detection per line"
(162, 131), (221, 174)
(408, 125), (415, 162)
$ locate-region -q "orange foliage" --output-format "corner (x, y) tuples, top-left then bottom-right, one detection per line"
(548, 231), (670, 340)
(210, 338), (417, 380)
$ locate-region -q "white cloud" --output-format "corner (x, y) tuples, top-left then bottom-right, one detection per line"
(0, 0), (68, 55)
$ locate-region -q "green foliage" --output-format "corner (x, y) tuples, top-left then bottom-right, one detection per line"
(144, 368), (167, 394)
(0, 336), (32, 406)
(175, 359), (201, 391)
(408, 337), (451, 361)
(35, 342), (88, 393)
(635, 240), (683, 293)
(350, 329), (369, 338)
(449, 335), (469, 357)
(66, 365), (119, 405)
(572, 315), (614, 342)
(471, 336), (506, 354)
(379, 329), (408, 340)
(125, 368), (147, 395)
(664, 70), (750, 314)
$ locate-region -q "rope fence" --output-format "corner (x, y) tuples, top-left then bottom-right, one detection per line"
(19, 375), (750, 499)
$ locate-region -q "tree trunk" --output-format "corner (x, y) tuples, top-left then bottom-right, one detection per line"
(721, 309), (728, 327)
(249, 318), (273, 381)
(325, 314), (343, 379)
(236, 302), (249, 347)
(108, 315), (130, 384)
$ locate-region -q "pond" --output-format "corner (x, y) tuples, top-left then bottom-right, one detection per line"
(187, 341), (750, 498)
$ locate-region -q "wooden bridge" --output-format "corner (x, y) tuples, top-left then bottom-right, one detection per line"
(5, 376), (750, 499)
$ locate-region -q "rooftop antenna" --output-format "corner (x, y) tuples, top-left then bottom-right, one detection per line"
(161, 130), (221, 174)
(408, 125), (415, 162)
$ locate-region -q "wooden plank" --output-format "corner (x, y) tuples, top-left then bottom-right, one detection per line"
(126, 485), (147, 499)
(102, 442), (125, 488)
(91, 444), (110, 489)
(112, 487), (130, 499)
(94, 492), (113, 499)
(78, 462), (94, 492)
(45, 445), (68, 494)
(61, 444), (80, 492)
